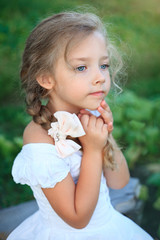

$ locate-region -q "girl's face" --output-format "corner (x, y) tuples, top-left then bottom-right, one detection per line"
(49, 31), (111, 113)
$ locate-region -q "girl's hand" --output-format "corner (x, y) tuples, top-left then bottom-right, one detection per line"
(78, 114), (108, 152)
(79, 99), (113, 134)
(97, 99), (113, 133)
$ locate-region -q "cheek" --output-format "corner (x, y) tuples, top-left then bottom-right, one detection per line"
(105, 74), (111, 91)
(70, 79), (86, 93)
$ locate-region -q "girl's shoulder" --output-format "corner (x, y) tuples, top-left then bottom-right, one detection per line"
(23, 120), (54, 146)
(12, 142), (70, 188)
(12, 122), (70, 188)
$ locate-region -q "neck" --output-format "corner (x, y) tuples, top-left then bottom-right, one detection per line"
(47, 100), (81, 115)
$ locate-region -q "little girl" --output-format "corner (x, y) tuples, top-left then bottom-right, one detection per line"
(7, 11), (153, 240)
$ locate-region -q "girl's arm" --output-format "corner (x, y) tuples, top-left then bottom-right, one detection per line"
(80, 100), (130, 189)
(40, 115), (108, 229)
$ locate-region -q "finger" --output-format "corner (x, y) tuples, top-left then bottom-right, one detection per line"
(80, 114), (89, 130)
(88, 115), (96, 128)
(97, 106), (113, 124)
(96, 117), (104, 129)
(102, 123), (108, 135)
(78, 113), (82, 119)
(100, 99), (111, 112)
(80, 109), (106, 124)
(96, 115), (105, 123)
(108, 122), (114, 133)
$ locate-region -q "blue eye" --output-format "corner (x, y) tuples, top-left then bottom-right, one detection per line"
(76, 66), (86, 72)
(100, 64), (110, 70)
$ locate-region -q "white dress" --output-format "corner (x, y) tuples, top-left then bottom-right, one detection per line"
(7, 144), (153, 240)
(7, 111), (153, 240)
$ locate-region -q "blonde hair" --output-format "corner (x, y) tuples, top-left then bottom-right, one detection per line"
(20, 11), (123, 170)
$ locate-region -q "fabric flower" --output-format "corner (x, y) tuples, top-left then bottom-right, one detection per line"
(48, 111), (85, 158)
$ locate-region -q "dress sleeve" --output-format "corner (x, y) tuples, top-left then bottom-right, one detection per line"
(12, 144), (70, 188)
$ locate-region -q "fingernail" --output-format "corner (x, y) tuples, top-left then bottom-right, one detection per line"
(98, 106), (103, 111)
(109, 122), (113, 128)
(102, 99), (106, 105)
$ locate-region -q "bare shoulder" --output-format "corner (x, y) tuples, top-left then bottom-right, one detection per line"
(23, 121), (54, 145)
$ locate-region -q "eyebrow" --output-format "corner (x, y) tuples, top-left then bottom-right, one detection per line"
(69, 56), (109, 62)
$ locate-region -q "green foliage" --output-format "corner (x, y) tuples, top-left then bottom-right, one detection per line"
(0, 105), (33, 207)
(0, 105), (31, 139)
(153, 197), (160, 211)
(147, 173), (160, 213)
(139, 185), (149, 201)
(0, 134), (33, 207)
(147, 173), (160, 187)
(108, 90), (160, 169)
(0, 0), (78, 103)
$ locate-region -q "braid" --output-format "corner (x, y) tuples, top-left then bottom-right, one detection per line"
(25, 87), (54, 130)
(103, 134), (119, 170)
(34, 105), (54, 130)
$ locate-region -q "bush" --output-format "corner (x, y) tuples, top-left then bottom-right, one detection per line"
(108, 90), (160, 168)
(0, 105), (33, 207)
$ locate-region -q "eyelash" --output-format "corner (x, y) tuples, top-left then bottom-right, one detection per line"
(75, 64), (110, 72)
(100, 64), (110, 70)
(76, 66), (86, 72)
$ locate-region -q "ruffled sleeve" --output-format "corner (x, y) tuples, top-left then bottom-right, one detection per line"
(12, 143), (70, 188)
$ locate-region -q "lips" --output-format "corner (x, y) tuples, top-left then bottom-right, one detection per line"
(89, 91), (105, 97)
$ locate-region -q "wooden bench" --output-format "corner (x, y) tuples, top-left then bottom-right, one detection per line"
(0, 177), (143, 239)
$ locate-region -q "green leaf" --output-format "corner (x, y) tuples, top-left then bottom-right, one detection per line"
(124, 146), (142, 168)
(139, 185), (149, 201)
(129, 120), (145, 130)
(147, 173), (160, 187)
(153, 197), (160, 211)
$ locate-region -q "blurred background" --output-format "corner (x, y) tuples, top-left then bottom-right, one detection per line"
(0, 0), (160, 238)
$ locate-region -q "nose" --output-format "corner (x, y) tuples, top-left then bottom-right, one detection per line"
(92, 68), (105, 85)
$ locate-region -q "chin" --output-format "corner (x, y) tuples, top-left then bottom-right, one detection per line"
(90, 101), (102, 110)
(87, 106), (98, 111)
(86, 104), (100, 111)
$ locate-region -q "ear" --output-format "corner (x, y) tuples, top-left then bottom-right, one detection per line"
(36, 74), (55, 90)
